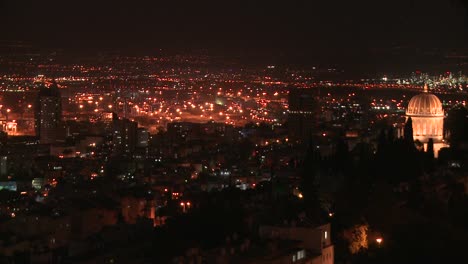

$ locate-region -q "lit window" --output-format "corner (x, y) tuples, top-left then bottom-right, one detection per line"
(325, 231), (327, 239)
(297, 250), (305, 260)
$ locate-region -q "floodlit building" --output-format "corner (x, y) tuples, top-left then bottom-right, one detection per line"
(405, 84), (447, 155)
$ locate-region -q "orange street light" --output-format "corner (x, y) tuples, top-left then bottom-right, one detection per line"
(376, 238), (383, 245)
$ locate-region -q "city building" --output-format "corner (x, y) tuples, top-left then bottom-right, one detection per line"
(136, 128), (149, 148)
(198, 222), (334, 264)
(259, 223), (334, 264)
(288, 88), (317, 142)
(34, 82), (62, 144)
(112, 117), (138, 155)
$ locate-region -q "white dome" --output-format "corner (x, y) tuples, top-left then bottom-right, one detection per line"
(406, 90), (443, 117)
(405, 85), (444, 144)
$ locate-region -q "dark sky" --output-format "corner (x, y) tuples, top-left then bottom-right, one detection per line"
(0, 0), (467, 65)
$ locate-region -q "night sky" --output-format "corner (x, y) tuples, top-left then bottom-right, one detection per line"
(1, 0), (467, 67)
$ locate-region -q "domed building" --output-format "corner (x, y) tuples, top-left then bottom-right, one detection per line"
(405, 84), (447, 156)
(406, 84), (444, 142)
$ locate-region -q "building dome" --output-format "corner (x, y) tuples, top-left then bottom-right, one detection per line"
(405, 84), (444, 144)
(406, 86), (443, 117)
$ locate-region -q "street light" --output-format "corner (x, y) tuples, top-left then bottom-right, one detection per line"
(180, 202), (186, 213)
(180, 201), (191, 213)
(376, 237), (383, 246)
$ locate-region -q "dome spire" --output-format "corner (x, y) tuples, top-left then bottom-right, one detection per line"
(423, 83), (428, 93)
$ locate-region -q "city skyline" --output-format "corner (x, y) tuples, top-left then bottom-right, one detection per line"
(0, 1), (467, 263)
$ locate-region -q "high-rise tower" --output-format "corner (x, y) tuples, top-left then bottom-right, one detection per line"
(35, 82), (62, 144)
(288, 87), (317, 141)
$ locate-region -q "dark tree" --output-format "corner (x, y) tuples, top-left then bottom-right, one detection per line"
(335, 138), (350, 172)
(427, 138), (434, 160)
(377, 128), (387, 154)
(387, 125), (395, 143)
(0, 131), (6, 146)
(300, 141), (320, 207)
(404, 117), (414, 144)
(445, 104), (468, 148)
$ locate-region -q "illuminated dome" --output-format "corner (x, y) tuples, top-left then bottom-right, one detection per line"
(406, 88), (443, 117)
(405, 84), (444, 143)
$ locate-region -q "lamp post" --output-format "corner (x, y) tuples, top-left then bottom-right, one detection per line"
(5, 109), (10, 121)
(376, 237), (383, 247)
(180, 201), (191, 213)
